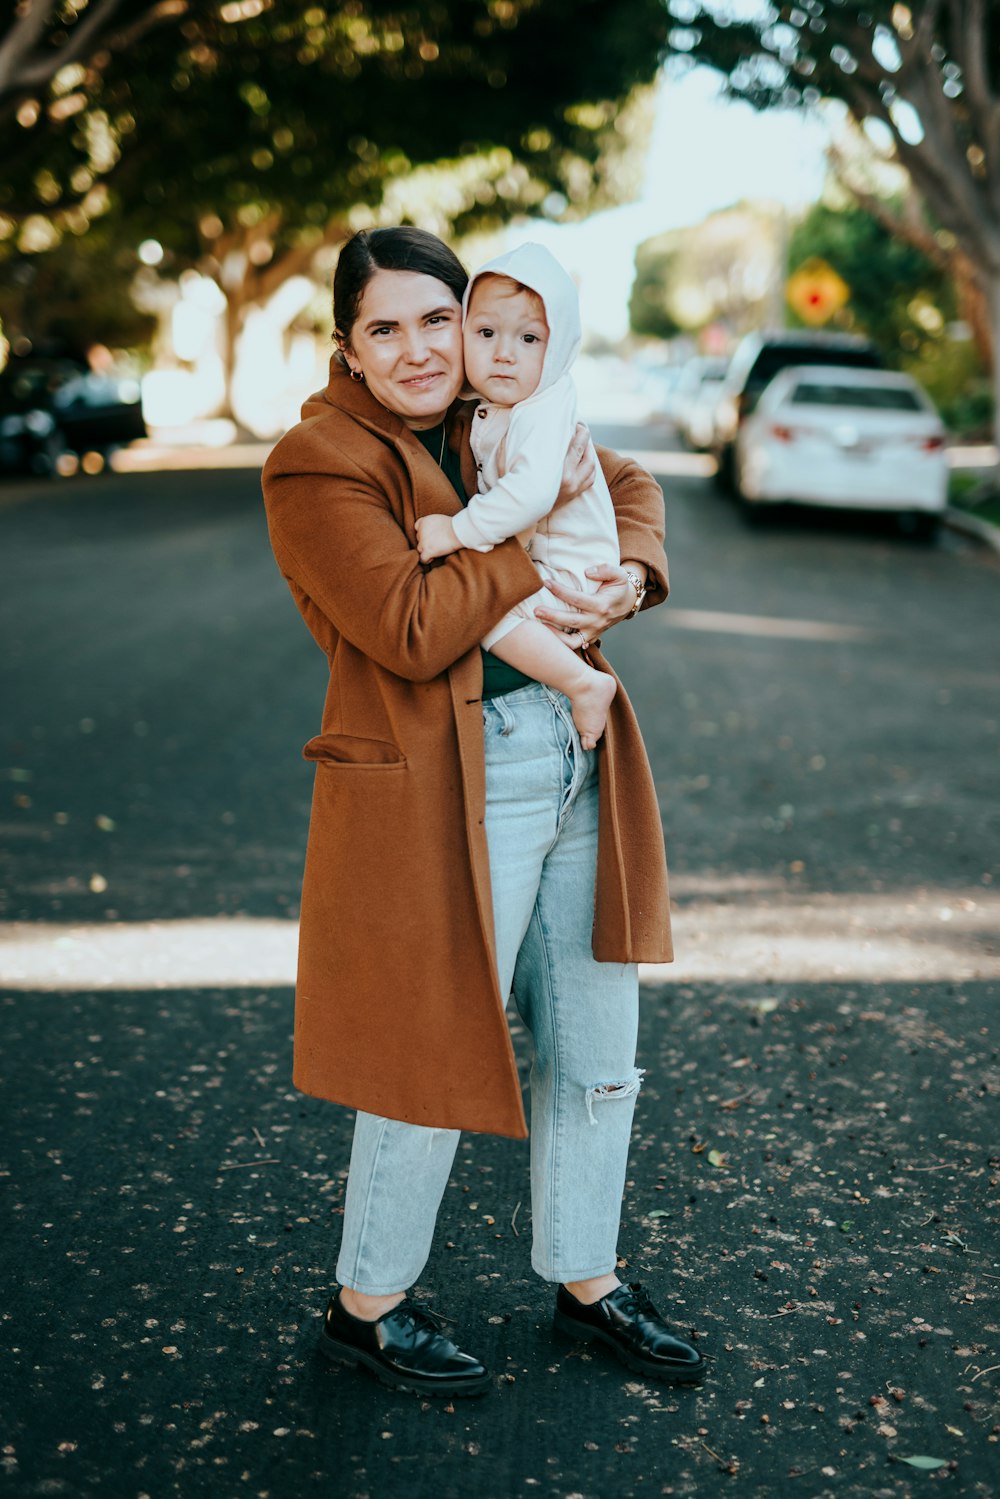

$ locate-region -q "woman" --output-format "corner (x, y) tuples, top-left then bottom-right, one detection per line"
(261, 227), (704, 1398)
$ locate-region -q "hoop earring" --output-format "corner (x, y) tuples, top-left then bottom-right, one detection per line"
(349, 368), (365, 383)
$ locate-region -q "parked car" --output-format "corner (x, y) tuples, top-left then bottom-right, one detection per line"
(0, 358), (146, 476)
(671, 356), (730, 448)
(640, 362), (685, 422)
(734, 365), (948, 536)
(711, 331), (884, 488)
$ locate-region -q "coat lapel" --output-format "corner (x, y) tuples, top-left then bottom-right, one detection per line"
(314, 360), (471, 523)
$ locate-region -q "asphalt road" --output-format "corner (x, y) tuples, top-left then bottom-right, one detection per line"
(1, 420), (998, 1499)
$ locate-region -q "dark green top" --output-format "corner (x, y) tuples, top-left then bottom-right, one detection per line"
(414, 423), (534, 700)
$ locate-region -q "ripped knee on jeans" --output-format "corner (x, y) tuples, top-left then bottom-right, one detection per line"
(584, 1066), (645, 1125)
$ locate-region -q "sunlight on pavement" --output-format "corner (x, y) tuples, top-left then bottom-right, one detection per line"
(1, 891), (996, 990)
(107, 439), (997, 479)
(644, 890), (999, 984)
(617, 448), (717, 476)
(664, 608), (873, 642)
(111, 442), (272, 472)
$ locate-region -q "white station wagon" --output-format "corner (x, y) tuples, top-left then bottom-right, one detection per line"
(735, 365), (949, 538)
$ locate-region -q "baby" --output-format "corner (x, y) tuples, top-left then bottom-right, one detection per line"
(415, 243), (620, 750)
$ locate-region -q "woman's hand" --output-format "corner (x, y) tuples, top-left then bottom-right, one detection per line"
(552, 423), (597, 510)
(534, 561), (647, 648)
(415, 513), (462, 563)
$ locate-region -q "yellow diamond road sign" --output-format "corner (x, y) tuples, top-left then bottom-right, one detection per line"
(786, 257), (850, 326)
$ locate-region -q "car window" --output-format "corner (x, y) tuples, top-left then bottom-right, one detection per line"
(789, 382), (923, 411)
(748, 347), (882, 390)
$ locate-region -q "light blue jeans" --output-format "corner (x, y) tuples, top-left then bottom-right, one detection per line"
(336, 682), (642, 1293)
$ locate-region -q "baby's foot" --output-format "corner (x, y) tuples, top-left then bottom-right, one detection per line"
(570, 672), (617, 751)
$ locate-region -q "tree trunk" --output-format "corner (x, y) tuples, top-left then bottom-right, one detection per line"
(953, 255), (994, 374)
(220, 287), (244, 425)
(988, 272), (1000, 460)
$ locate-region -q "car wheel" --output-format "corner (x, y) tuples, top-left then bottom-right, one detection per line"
(733, 446), (753, 503)
(898, 511), (940, 544)
(742, 499), (772, 529)
(714, 445), (736, 495)
(28, 430), (65, 477)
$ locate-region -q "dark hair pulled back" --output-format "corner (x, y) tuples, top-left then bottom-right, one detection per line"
(333, 228), (468, 355)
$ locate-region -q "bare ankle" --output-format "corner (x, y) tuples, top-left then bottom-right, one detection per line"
(339, 1286), (406, 1322)
(563, 1272), (622, 1305)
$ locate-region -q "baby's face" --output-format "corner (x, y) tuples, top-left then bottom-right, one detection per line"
(464, 275), (549, 407)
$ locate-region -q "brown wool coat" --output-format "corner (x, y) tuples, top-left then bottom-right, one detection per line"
(261, 360), (674, 1139)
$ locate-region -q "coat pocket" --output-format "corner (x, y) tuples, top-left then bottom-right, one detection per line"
(302, 733), (407, 769)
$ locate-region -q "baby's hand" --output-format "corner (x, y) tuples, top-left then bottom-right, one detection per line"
(415, 513), (461, 562)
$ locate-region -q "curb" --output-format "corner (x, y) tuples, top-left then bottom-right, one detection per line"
(943, 505), (1000, 556)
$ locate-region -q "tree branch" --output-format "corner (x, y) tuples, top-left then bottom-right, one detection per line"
(952, 0), (1000, 221)
(0, 0), (60, 99)
(3, 0), (126, 98)
(0, 0), (189, 122)
(840, 71), (995, 270)
(902, 58), (998, 266)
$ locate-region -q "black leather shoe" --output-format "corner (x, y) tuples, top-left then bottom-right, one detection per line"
(318, 1289), (491, 1397)
(554, 1281), (706, 1383)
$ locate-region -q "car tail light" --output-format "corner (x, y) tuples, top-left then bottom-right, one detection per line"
(920, 435), (945, 452)
(771, 423), (795, 442)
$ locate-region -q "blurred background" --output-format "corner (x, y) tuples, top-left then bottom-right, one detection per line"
(2, 9), (999, 1495)
(0, 0), (997, 516)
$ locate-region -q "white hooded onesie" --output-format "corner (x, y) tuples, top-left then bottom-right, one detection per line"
(451, 242), (620, 652)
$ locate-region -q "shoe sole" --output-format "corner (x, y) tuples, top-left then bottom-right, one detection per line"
(318, 1331), (491, 1397)
(553, 1308), (706, 1384)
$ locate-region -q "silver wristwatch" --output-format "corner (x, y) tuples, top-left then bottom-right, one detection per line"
(623, 568), (647, 619)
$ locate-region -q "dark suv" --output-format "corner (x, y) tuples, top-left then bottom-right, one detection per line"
(711, 331), (884, 491)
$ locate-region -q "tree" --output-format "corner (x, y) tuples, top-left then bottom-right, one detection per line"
(1, 1), (668, 404)
(664, 1), (1000, 446)
(786, 198), (992, 432)
(0, 222), (157, 356)
(787, 199), (957, 354)
(631, 202), (784, 339)
(630, 242), (684, 339)
(0, 0), (181, 123)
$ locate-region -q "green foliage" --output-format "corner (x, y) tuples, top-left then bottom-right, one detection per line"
(0, 0), (670, 256)
(630, 243), (682, 339)
(0, 226), (156, 357)
(788, 201), (992, 436)
(903, 338), (994, 438)
(662, 4), (998, 117)
(787, 202), (955, 359)
(630, 203), (781, 338)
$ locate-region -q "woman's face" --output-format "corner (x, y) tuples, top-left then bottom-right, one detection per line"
(343, 269), (465, 429)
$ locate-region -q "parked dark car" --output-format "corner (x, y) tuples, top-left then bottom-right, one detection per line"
(0, 358), (146, 476)
(710, 331), (885, 492)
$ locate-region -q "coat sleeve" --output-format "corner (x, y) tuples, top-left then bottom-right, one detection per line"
(451, 382), (577, 551)
(261, 428), (541, 683)
(596, 445), (669, 611)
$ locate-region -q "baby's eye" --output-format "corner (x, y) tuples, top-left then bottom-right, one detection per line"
(478, 328), (494, 339)
(523, 334), (539, 344)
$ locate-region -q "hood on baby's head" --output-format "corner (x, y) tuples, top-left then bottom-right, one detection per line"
(462, 243), (581, 400)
